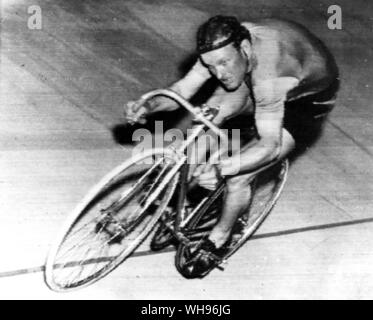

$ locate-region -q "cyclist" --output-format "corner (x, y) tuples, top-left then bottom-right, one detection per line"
(125, 15), (339, 277)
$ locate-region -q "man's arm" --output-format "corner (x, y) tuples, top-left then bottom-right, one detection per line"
(220, 108), (283, 176)
(219, 77), (299, 176)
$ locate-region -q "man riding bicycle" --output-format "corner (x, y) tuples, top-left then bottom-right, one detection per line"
(125, 15), (339, 277)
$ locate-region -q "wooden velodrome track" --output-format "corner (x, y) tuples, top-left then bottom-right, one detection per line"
(0, 0), (372, 299)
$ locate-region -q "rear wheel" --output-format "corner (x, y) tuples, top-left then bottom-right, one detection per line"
(175, 160), (289, 277)
(45, 149), (181, 292)
(226, 159), (289, 258)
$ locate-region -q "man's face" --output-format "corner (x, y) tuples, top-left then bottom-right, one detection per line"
(200, 42), (249, 91)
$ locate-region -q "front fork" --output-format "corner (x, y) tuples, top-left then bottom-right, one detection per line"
(174, 163), (190, 234)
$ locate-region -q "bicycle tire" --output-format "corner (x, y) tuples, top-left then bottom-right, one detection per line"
(45, 149), (181, 292)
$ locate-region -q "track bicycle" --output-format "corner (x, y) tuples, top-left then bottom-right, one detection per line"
(45, 89), (288, 291)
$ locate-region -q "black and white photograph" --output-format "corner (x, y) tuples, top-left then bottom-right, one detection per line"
(0, 0), (372, 301)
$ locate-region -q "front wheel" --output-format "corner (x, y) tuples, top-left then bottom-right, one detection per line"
(45, 149), (181, 292)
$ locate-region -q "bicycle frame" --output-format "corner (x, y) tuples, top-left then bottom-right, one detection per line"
(133, 89), (229, 245)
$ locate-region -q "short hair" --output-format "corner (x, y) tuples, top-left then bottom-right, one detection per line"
(197, 15), (252, 54)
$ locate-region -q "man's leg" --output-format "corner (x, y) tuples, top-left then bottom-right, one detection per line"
(208, 173), (254, 248)
(208, 129), (295, 248)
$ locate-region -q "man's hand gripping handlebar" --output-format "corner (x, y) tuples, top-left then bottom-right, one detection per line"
(124, 92), (220, 126)
(123, 90), (228, 146)
(124, 98), (149, 125)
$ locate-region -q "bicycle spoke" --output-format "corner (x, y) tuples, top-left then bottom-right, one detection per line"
(46, 152), (180, 291)
(55, 234), (112, 287)
(106, 159), (170, 213)
(55, 228), (98, 264)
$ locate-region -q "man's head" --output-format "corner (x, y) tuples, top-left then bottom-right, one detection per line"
(197, 16), (252, 91)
